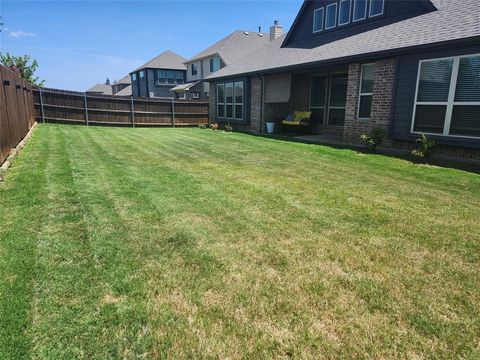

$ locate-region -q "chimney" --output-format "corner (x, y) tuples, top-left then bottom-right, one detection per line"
(106, 78), (110, 85)
(270, 20), (283, 41)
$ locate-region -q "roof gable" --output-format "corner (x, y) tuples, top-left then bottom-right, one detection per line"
(186, 30), (270, 65)
(283, 0), (438, 48)
(206, 0), (480, 81)
(132, 50), (187, 73)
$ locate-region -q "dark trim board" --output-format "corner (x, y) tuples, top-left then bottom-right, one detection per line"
(214, 77), (251, 125)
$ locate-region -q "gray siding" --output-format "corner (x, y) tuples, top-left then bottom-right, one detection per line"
(285, 0), (433, 49)
(391, 43), (480, 149)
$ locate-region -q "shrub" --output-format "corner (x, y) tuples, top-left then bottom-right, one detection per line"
(209, 123), (219, 130)
(360, 127), (387, 152)
(198, 124), (207, 129)
(412, 134), (436, 159)
(224, 123), (233, 132)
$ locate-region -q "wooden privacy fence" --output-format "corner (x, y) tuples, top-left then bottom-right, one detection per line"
(33, 88), (209, 127)
(0, 66), (36, 165)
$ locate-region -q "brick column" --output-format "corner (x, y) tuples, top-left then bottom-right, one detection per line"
(343, 58), (396, 144)
(209, 82), (216, 124)
(250, 77), (262, 132)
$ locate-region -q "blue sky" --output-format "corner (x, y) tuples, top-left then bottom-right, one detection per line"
(0, 0), (302, 91)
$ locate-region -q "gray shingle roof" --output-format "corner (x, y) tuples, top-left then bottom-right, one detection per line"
(186, 30), (270, 65)
(86, 83), (112, 95)
(114, 85), (132, 96)
(112, 75), (131, 86)
(132, 50), (187, 72)
(206, 0), (480, 80)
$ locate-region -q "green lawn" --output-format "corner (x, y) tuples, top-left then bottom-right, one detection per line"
(1, 124), (479, 359)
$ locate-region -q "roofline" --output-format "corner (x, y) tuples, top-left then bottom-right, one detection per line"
(207, 36), (480, 81)
(282, 0), (438, 47)
(281, 0), (308, 47)
(184, 52), (227, 66)
(128, 66), (187, 75)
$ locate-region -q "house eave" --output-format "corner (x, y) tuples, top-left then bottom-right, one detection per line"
(207, 36), (480, 82)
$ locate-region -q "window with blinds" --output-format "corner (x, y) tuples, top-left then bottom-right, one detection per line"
(412, 54), (480, 138)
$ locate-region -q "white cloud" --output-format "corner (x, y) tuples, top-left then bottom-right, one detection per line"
(8, 30), (37, 38)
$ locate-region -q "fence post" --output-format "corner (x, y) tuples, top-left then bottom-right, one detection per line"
(171, 98), (175, 128)
(131, 97), (135, 128)
(39, 89), (45, 123)
(84, 93), (89, 126)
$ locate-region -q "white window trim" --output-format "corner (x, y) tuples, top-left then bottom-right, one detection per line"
(225, 83), (234, 120)
(217, 81), (244, 121)
(353, 0), (367, 22)
(139, 70), (144, 78)
(192, 92), (200, 99)
(325, 3), (338, 30)
(313, 7), (324, 33)
(369, 0), (385, 18)
(234, 81), (244, 120)
(411, 53), (480, 139)
(178, 92), (186, 100)
(338, 0), (352, 26)
(357, 63), (375, 120)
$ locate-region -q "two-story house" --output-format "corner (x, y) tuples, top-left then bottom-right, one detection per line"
(112, 75), (131, 96)
(171, 29), (274, 100)
(130, 50), (187, 98)
(206, 0), (480, 159)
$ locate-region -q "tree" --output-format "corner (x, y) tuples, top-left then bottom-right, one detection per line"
(0, 53), (45, 87)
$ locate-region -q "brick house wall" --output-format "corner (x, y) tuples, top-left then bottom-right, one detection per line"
(250, 77), (262, 132)
(344, 58), (397, 144)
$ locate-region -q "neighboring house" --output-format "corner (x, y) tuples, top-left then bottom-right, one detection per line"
(206, 0), (480, 158)
(130, 50), (187, 98)
(112, 75), (131, 96)
(114, 85), (132, 97)
(86, 79), (112, 95)
(172, 28), (273, 100)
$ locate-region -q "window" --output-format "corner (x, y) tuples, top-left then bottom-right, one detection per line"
(192, 92), (200, 99)
(191, 63), (199, 76)
(325, 3), (338, 30)
(217, 84), (225, 118)
(178, 92), (186, 100)
(310, 75), (328, 125)
(210, 58), (220, 73)
(216, 81), (244, 120)
(167, 70), (175, 85)
(329, 73), (348, 126)
(369, 0), (385, 18)
(412, 54), (480, 138)
(234, 82), (244, 120)
(175, 71), (184, 84)
(139, 70), (144, 79)
(358, 63), (375, 119)
(225, 83), (233, 118)
(132, 73), (137, 82)
(157, 70), (166, 85)
(339, 0), (351, 26)
(353, 0), (367, 22)
(313, 8), (324, 33)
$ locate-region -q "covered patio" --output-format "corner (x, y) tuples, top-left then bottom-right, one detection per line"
(263, 64), (350, 138)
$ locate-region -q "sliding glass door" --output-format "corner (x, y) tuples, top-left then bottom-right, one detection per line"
(310, 75), (328, 124)
(328, 73), (348, 126)
(310, 72), (348, 127)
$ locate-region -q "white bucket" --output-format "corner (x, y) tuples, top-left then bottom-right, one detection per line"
(266, 122), (275, 134)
